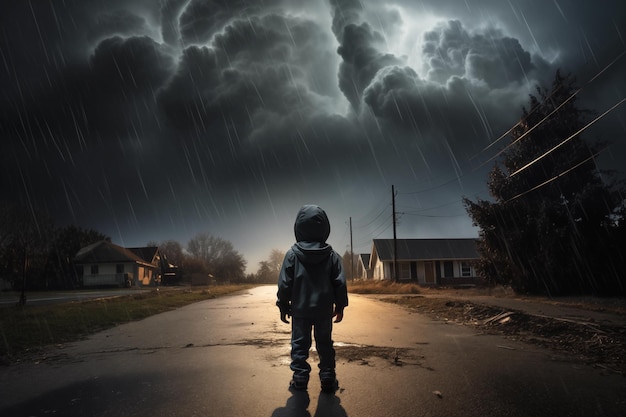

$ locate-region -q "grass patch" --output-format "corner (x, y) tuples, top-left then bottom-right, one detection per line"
(348, 280), (421, 294)
(0, 285), (253, 362)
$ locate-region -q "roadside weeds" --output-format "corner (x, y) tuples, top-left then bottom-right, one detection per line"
(380, 295), (626, 376)
(0, 285), (253, 364)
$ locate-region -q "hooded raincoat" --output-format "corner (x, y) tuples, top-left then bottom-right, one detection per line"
(277, 205), (348, 319)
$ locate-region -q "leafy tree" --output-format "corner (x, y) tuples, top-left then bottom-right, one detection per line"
(0, 204), (112, 292)
(187, 233), (246, 282)
(256, 261), (273, 283)
(255, 249), (285, 283)
(46, 225), (109, 288)
(213, 248), (246, 282)
(0, 204), (54, 295)
(464, 71), (626, 296)
(182, 256), (208, 284)
(342, 251), (361, 280)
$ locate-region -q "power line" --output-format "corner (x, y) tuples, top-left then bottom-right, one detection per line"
(397, 174), (468, 195)
(394, 63), (621, 199)
(398, 198), (466, 213)
(372, 225), (392, 238)
(337, 220), (351, 245)
(350, 196), (390, 225)
(476, 49), (626, 158)
(401, 212), (468, 218)
(509, 97), (626, 178)
(356, 202), (390, 229)
(504, 147), (607, 203)
(366, 213), (394, 236)
(353, 220), (393, 247)
(349, 51), (624, 255)
(352, 213), (393, 247)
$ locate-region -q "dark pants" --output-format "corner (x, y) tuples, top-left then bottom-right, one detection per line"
(291, 316), (336, 384)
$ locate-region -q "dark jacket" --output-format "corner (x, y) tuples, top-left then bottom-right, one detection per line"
(277, 205), (348, 319)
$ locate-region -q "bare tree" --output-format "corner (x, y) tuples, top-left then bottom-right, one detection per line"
(268, 249), (286, 273)
(154, 239), (184, 268)
(187, 233), (246, 282)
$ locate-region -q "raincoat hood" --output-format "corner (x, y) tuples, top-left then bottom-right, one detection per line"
(292, 205), (332, 264)
(294, 205), (331, 243)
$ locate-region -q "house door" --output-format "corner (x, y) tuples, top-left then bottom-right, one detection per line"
(424, 261), (435, 284)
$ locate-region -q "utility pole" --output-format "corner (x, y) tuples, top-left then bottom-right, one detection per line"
(20, 245), (27, 306)
(392, 185), (398, 282)
(349, 217), (354, 281)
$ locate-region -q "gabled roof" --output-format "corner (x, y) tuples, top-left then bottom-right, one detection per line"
(128, 247), (159, 264)
(359, 253), (371, 269)
(372, 238), (479, 262)
(74, 240), (154, 267)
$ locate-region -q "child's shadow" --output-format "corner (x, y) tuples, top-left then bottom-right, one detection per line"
(270, 390), (311, 417)
(271, 390), (347, 417)
(314, 394), (347, 417)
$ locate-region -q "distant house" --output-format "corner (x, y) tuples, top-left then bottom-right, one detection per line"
(358, 253), (373, 280)
(369, 238), (482, 286)
(74, 241), (162, 287)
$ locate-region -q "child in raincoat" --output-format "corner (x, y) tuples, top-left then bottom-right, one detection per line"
(276, 205), (348, 393)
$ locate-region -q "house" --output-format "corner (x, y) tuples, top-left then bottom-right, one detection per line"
(358, 253), (373, 280)
(74, 240), (161, 287)
(369, 238), (482, 286)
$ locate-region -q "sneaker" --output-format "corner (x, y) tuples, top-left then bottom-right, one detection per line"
(320, 378), (339, 393)
(289, 379), (308, 391)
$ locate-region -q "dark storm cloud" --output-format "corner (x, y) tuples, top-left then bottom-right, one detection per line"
(1, 0), (623, 269)
(88, 36), (175, 133)
(160, 0), (189, 47)
(87, 10), (150, 43)
(326, 5), (545, 170)
(177, 0), (267, 46)
(158, 12), (341, 155)
(361, 18), (549, 149)
(0, 0), (176, 229)
(1, 34), (174, 150)
(330, 0), (404, 109)
(422, 20), (540, 88)
(336, 22), (404, 109)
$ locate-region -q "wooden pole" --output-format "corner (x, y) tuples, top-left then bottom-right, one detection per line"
(392, 185), (398, 282)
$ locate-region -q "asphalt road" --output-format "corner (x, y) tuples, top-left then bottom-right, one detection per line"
(0, 289), (151, 307)
(0, 285), (624, 417)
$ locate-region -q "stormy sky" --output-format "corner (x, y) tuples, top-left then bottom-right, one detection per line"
(1, 0), (625, 274)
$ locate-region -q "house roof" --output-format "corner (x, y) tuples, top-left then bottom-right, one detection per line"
(128, 247), (159, 264)
(372, 238), (479, 262)
(74, 240), (155, 267)
(359, 254), (371, 269)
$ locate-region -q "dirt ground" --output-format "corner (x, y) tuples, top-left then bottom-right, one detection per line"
(372, 288), (626, 376)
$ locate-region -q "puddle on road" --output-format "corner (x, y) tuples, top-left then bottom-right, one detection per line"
(265, 340), (424, 368)
(334, 344), (421, 366)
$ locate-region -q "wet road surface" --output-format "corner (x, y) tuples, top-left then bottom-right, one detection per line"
(0, 285), (624, 416)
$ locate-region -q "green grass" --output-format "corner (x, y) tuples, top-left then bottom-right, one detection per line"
(0, 285), (253, 362)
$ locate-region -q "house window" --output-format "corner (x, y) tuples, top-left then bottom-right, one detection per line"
(461, 262), (472, 277)
(90, 265), (99, 275)
(116, 264), (124, 274)
(399, 263), (411, 280)
(443, 261), (454, 277)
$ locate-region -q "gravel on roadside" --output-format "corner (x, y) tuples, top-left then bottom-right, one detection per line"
(378, 295), (626, 376)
